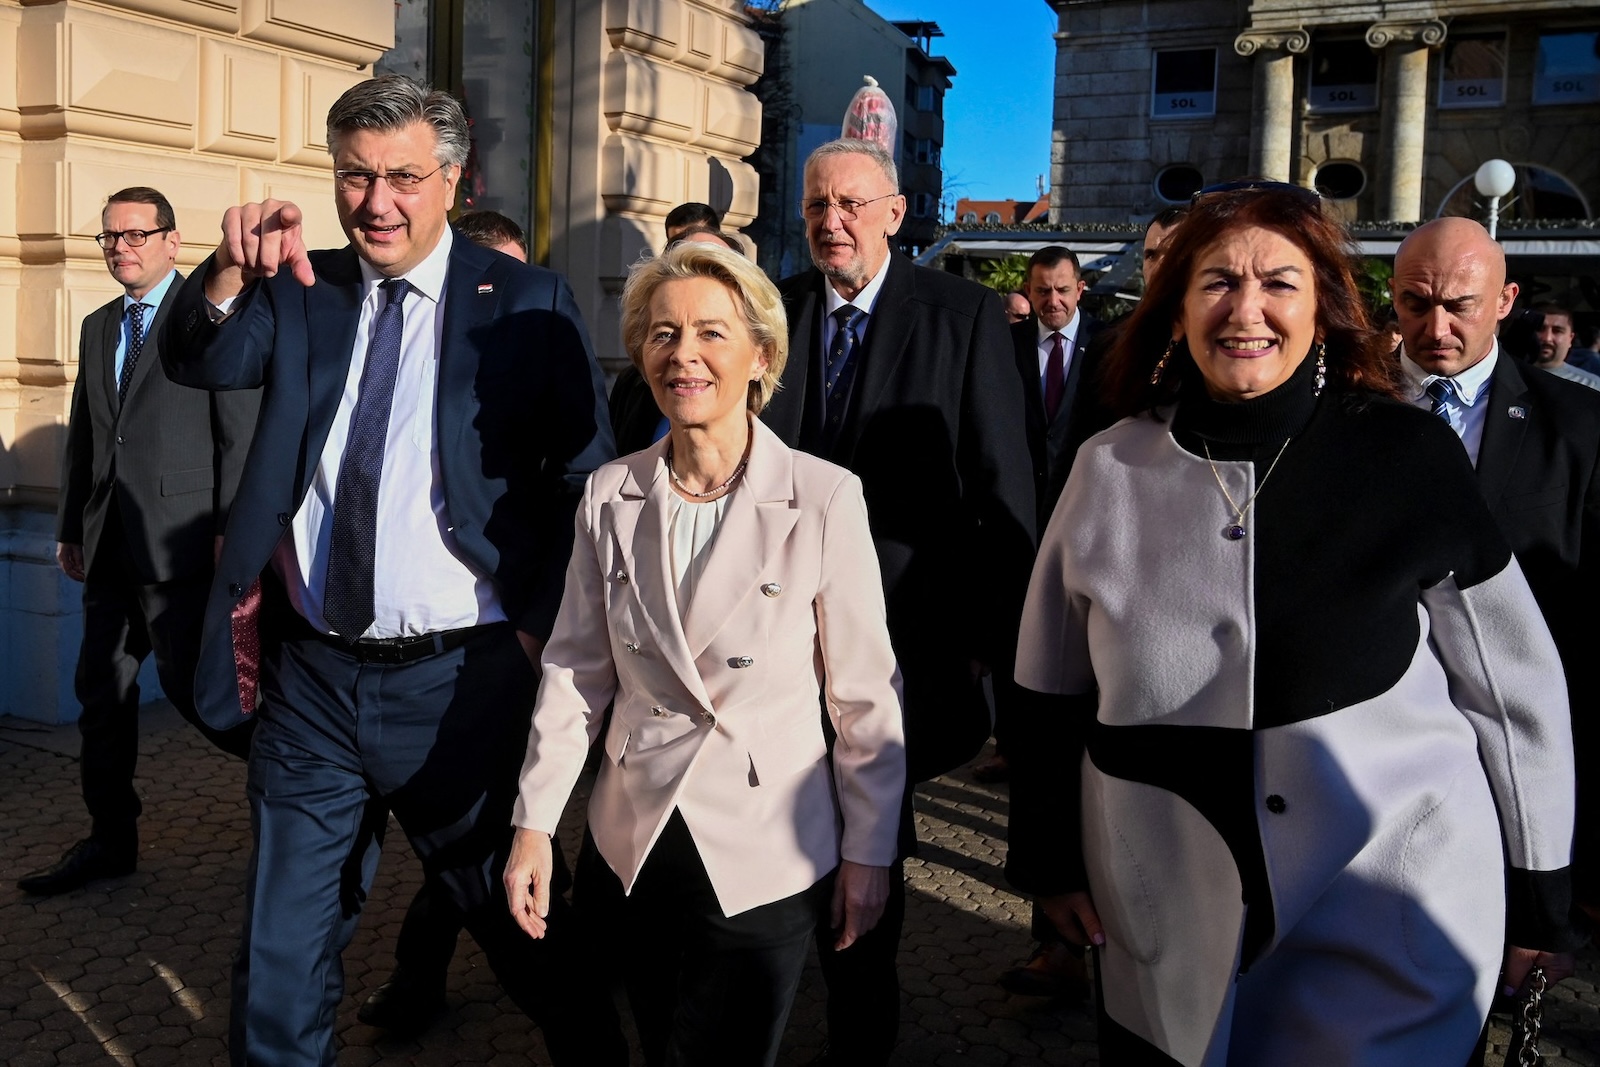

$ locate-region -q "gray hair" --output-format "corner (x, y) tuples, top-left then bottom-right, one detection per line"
(805, 138), (900, 191)
(325, 74), (470, 168)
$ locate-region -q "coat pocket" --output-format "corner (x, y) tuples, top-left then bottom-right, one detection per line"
(160, 466), (214, 497)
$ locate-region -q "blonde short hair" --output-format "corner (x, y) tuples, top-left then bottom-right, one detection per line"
(620, 241), (789, 414)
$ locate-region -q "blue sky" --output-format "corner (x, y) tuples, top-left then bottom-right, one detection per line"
(865, 0), (1058, 206)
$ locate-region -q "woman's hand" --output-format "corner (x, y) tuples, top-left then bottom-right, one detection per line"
(1502, 944), (1576, 998)
(503, 828), (554, 939)
(831, 861), (892, 951)
(1040, 891), (1105, 949)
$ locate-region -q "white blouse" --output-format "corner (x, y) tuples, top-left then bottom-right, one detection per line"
(667, 491), (728, 615)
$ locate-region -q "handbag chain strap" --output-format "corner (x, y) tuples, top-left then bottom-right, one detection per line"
(1516, 965), (1547, 1066)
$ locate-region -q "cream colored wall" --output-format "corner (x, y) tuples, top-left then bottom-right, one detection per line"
(551, 0), (763, 372)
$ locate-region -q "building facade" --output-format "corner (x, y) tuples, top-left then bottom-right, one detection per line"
(1047, 0), (1600, 226)
(0, 0), (762, 722)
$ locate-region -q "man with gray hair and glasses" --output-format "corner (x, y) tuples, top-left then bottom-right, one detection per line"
(161, 74), (622, 1065)
(764, 137), (1036, 1065)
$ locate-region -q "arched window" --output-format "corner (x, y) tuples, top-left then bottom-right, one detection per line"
(1436, 163), (1591, 221)
(1154, 165), (1204, 203)
(1313, 161), (1366, 200)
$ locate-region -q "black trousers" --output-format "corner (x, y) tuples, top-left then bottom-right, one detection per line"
(578, 810), (821, 1067)
(815, 858), (907, 1066)
(231, 622), (623, 1067)
(76, 505), (251, 843)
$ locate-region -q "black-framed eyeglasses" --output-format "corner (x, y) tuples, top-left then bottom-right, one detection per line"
(94, 227), (173, 250)
(334, 165), (448, 193)
(799, 193), (897, 221)
(1191, 180), (1322, 206)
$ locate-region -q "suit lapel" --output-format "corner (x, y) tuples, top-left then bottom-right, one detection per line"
(118, 274), (184, 407)
(681, 421), (800, 658)
(301, 249), (365, 491)
(766, 279), (818, 444)
(1476, 353), (1531, 508)
(98, 302), (123, 419)
(611, 449), (715, 712)
(1053, 315), (1094, 434)
(437, 238), (500, 464)
(838, 253), (917, 457)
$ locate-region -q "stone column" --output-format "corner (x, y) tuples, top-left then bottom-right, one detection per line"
(1368, 20), (1448, 221)
(1235, 29), (1309, 183)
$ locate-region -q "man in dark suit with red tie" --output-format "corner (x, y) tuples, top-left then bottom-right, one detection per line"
(764, 137), (1036, 1066)
(18, 187), (258, 896)
(160, 75), (621, 1066)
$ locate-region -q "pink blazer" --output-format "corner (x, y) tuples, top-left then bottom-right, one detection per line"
(514, 418), (906, 916)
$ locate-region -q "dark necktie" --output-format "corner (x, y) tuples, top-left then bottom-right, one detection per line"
(324, 278), (411, 639)
(117, 302), (147, 401)
(1425, 378), (1455, 421)
(1044, 331), (1066, 421)
(826, 305), (865, 407)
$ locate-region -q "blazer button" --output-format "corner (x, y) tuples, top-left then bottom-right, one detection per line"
(615, 570), (630, 585)
(277, 512), (290, 526)
(1265, 794), (1287, 814)
(624, 641), (641, 654)
(729, 656), (754, 669)
(700, 710), (717, 727)
(760, 582), (782, 597)
(116, 435), (125, 445)
(650, 705), (668, 717)
(228, 583), (243, 598)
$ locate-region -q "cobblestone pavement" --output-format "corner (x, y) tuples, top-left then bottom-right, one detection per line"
(2, 704), (1598, 1066)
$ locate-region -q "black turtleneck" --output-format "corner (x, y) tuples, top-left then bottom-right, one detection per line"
(1169, 346), (1321, 458)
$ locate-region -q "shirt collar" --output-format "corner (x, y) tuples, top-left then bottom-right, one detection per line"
(357, 224), (454, 304)
(1037, 308), (1080, 346)
(124, 269), (178, 312)
(1400, 341), (1499, 406)
(824, 251), (893, 319)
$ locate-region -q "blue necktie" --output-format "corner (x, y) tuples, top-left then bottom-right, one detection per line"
(324, 278), (411, 639)
(117, 302), (147, 401)
(825, 305), (864, 409)
(1425, 377), (1455, 421)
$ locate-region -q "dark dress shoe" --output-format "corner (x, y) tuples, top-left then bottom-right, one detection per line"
(998, 942), (1090, 999)
(357, 975), (447, 1034)
(17, 838), (137, 895)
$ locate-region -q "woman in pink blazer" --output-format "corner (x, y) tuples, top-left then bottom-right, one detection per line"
(504, 241), (907, 1066)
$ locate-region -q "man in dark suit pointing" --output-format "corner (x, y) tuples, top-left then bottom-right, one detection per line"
(18, 187), (258, 896)
(1391, 216), (1599, 970)
(160, 75), (621, 1066)
(763, 137), (1036, 1065)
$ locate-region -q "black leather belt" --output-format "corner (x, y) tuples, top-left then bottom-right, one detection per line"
(296, 619), (496, 664)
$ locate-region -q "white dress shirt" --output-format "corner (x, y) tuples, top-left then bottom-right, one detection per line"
(1035, 308), (1083, 391)
(273, 227), (506, 637)
(821, 253), (894, 354)
(1400, 343), (1499, 468)
(116, 269), (178, 385)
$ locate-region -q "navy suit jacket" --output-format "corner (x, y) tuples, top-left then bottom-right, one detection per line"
(764, 253), (1037, 782)
(1010, 312), (1107, 536)
(160, 232), (615, 731)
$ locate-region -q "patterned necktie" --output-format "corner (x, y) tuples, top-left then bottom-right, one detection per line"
(117, 302), (147, 401)
(324, 278), (411, 640)
(1425, 377), (1455, 421)
(1044, 332), (1066, 421)
(826, 305), (865, 404)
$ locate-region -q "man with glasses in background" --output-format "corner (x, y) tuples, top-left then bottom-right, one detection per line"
(18, 187), (260, 896)
(764, 137), (1036, 1066)
(161, 75), (621, 1065)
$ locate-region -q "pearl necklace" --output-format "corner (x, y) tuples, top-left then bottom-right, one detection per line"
(1203, 438), (1292, 540)
(667, 442), (749, 499)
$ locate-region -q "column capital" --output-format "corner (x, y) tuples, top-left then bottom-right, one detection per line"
(1365, 19), (1448, 50)
(1234, 28), (1310, 58)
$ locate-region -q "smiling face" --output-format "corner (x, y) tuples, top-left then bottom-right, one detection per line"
(1175, 225), (1319, 402)
(803, 151), (904, 297)
(332, 121), (459, 277)
(102, 200), (180, 299)
(642, 276), (769, 436)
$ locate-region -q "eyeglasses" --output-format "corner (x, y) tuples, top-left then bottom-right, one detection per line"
(799, 194), (897, 221)
(1190, 180), (1322, 206)
(334, 165), (448, 193)
(94, 227), (173, 250)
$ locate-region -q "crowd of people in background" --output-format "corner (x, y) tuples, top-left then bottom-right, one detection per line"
(18, 71), (1600, 1067)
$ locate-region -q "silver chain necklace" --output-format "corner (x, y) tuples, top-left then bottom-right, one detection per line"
(1203, 438), (1292, 541)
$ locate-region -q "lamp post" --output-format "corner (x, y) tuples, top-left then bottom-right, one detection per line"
(1474, 159), (1517, 240)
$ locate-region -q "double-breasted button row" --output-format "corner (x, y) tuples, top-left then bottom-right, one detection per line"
(646, 704), (716, 728)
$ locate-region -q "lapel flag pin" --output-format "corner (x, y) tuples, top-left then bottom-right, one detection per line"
(477, 282), (494, 294)
(1508, 405), (1527, 420)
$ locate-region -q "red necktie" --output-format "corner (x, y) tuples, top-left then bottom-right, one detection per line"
(1044, 332), (1065, 421)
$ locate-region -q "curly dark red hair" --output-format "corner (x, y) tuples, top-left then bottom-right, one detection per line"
(1101, 185), (1402, 417)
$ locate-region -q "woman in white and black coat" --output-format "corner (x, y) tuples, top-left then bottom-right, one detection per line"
(1007, 182), (1581, 1066)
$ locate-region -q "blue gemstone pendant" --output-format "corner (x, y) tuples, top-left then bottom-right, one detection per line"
(1224, 524), (1247, 540)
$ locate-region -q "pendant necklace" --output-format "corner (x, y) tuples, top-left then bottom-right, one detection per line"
(1203, 438), (1291, 541)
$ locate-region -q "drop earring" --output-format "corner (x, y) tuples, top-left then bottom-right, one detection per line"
(1313, 342), (1326, 397)
(1151, 339), (1177, 386)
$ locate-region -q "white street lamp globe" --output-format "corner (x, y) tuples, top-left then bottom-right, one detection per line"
(1474, 159), (1516, 199)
